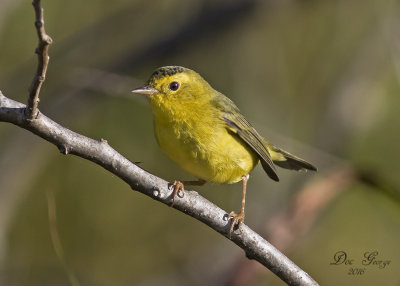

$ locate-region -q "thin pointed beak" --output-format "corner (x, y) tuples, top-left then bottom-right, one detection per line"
(131, 85), (159, 95)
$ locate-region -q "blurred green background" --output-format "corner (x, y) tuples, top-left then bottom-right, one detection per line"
(1, 0), (400, 285)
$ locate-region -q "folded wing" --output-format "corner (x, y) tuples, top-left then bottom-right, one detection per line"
(212, 94), (279, 182)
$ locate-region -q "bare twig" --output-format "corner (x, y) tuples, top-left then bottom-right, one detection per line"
(0, 1), (319, 284)
(26, 0), (52, 119)
(0, 91), (318, 285)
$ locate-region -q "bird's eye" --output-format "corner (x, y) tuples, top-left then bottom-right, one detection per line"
(169, 81), (180, 91)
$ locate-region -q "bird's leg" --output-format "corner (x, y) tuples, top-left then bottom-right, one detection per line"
(229, 174), (249, 236)
(169, 179), (206, 206)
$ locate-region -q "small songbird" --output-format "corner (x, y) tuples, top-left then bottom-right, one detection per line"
(132, 66), (317, 234)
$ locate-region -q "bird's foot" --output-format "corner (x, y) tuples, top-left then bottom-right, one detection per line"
(168, 180), (184, 206)
(228, 211), (245, 237)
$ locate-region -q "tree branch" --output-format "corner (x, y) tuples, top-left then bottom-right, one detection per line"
(227, 168), (354, 285)
(0, 91), (317, 285)
(26, 0), (52, 119)
(0, 1), (319, 285)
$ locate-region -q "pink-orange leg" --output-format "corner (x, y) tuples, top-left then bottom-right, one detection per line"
(229, 174), (249, 235)
(170, 179), (206, 206)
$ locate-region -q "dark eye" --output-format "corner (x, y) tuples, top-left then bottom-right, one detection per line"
(169, 81), (180, 91)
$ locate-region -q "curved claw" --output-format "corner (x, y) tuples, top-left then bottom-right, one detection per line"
(229, 211), (245, 237)
(228, 175), (249, 237)
(169, 180), (184, 206)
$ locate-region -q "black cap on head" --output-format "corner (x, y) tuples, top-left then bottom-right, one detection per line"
(148, 66), (185, 85)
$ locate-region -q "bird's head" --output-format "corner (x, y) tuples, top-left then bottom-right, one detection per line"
(132, 66), (213, 113)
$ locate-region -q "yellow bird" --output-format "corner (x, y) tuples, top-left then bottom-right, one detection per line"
(132, 66), (316, 234)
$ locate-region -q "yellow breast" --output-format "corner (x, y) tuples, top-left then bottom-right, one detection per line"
(152, 103), (258, 184)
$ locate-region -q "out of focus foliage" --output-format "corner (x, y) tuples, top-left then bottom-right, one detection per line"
(1, 0), (400, 285)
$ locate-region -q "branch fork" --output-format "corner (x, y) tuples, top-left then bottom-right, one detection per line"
(0, 1), (319, 285)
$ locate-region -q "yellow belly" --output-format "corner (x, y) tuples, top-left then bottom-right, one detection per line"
(154, 118), (259, 184)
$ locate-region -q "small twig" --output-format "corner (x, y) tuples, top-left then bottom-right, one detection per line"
(0, 0), (319, 284)
(26, 0), (52, 119)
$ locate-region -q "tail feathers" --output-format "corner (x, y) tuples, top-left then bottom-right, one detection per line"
(270, 146), (317, 172)
(260, 160), (280, 182)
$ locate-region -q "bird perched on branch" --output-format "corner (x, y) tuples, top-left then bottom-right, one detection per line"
(132, 66), (317, 235)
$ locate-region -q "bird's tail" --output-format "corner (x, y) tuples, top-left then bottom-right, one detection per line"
(267, 144), (317, 172)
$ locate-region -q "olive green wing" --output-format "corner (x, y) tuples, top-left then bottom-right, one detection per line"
(212, 94), (279, 182)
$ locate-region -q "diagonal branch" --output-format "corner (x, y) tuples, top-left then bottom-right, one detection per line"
(0, 91), (318, 285)
(26, 0), (52, 119)
(0, 1), (319, 285)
